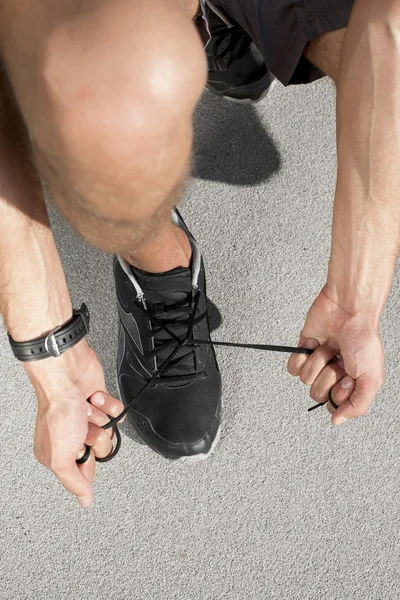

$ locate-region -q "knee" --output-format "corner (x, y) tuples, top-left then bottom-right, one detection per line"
(32, 2), (206, 223)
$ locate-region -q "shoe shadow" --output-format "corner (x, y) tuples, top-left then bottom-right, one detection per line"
(207, 297), (222, 332)
(192, 91), (281, 185)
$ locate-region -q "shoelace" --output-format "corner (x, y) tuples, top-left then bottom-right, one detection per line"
(209, 25), (252, 69)
(145, 295), (206, 383)
(82, 290), (331, 464)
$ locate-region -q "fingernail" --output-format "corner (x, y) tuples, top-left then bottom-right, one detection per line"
(87, 405), (93, 416)
(77, 496), (91, 508)
(328, 339), (340, 350)
(92, 394), (105, 406)
(306, 339), (319, 349)
(335, 416), (348, 426)
(340, 376), (353, 389)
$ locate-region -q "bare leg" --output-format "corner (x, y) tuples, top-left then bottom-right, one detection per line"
(126, 217), (193, 272)
(304, 28), (346, 82)
(0, 0), (203, 272)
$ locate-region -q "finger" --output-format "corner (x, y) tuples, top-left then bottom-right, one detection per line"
(77, 446), (96, 483)
(287, 337), (319, 376)
(85, 423), (114, 459)
(326, 375), (355, 415)
(87, 403), (115, 439)
(309, 361), (346, 405)
(299, 339), (340, 386)
(89, 391), (126, 424)
(332, 371), (383, 425)
(53, 462), (93, 508)
(328, 375), (356, 412)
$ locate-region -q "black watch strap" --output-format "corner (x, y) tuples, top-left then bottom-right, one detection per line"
(8, 303), (90, 362)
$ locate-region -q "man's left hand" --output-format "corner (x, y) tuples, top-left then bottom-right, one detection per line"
(287, 284), (384, 424)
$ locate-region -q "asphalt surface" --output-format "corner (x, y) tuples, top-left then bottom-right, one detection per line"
(2, 78), (400, 600)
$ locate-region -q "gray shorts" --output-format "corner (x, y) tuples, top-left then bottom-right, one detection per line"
(200, 0), (354, 85)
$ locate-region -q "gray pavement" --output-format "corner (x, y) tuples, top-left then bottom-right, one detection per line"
(2, 78), (400, 600)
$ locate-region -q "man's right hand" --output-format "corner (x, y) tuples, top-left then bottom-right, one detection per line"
(26, 339), (125, 507)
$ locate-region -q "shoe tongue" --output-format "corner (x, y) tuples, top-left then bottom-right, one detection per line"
(132, 265), (195, 383)
(133, 266), (192, 305)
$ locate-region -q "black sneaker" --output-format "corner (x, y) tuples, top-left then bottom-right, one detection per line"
(113, 210), (222, 462)
(196, 0), (274, 103)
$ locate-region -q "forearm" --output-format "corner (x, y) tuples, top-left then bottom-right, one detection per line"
(328, 0), (400, 322)
(0, 92), (72, 342)
(0, 197), (72, 340)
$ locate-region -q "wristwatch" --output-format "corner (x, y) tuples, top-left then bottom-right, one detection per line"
(8, 303), (90, 362)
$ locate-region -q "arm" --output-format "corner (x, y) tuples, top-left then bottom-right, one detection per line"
(326, 0), (400, 415)
(0, 161), (93, 503)
(0, 92), (121, 505)
(0, 151), (73, 345)
(328, 0), (400, 319)
(0, 92), (76, 385)
(288, 0), (400, 420)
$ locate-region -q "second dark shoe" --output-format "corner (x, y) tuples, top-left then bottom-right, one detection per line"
(196, 0), (274, 103)
(114, 210), (222, 462)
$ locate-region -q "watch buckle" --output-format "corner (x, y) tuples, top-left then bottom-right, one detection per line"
(44, 328), (62, 358)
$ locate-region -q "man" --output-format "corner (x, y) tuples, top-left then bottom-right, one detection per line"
(0, 0), (396, 508)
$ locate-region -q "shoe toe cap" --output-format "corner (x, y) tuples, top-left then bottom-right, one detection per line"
(131, 399), (222, 460)
(119, 348), (222, 460)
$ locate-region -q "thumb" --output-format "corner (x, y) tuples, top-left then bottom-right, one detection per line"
(331, 331), (384, 424)
(332, 370), (383, 425)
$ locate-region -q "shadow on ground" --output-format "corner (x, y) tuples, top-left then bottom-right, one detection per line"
(192, 91), (281, 185)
